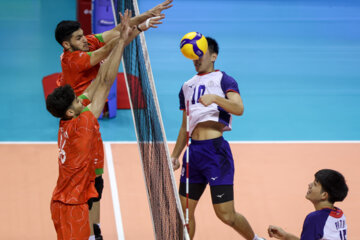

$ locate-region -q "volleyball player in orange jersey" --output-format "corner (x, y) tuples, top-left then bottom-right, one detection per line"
(54, 1), (173, 238)
(55, 0), (173, 96)
(46, 10), (132, 240)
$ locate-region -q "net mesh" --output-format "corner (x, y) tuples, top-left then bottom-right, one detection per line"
(115, 1), (186, 239)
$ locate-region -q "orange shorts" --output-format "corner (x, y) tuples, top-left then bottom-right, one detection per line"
(50, 200), (90, 240)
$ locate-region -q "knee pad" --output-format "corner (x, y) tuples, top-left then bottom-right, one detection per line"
(88, 198), (94, 210)
(93, 175), (104, 202)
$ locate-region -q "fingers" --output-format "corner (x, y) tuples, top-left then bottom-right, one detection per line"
(162, 0), (173, 9)
(268, 226), (275, 237)
(120, 9), (131, 24)
(151, 0), (173, 16)
(148, 17), (163, 28)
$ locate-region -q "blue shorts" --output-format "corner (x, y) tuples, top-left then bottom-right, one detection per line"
(180, 136), (234, 186)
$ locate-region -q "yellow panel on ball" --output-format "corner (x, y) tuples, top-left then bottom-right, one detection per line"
(180, 32), (208, 60)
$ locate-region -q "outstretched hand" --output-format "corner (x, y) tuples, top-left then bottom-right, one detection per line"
(149, 0), (173, 17)
(118, 9), (133, 42)
(138, 15), (165, 32)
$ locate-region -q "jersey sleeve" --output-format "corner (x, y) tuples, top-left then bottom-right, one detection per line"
(221, 72), (240, 94)
(86, 34), (105, 52)
(79, 94), (91, 107)
(179, 86), (185, 110)
(300, 212), (326, 240)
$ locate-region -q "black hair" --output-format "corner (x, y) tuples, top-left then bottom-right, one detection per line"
(205, 37), (219, 55)
(315, 169), (348, 203)
(46, 85), (75, 118)
(55, 20), (81, 46)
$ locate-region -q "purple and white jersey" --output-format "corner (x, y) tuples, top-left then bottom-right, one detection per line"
(301, 207), (347, 240)
(179, 70), (240, 135)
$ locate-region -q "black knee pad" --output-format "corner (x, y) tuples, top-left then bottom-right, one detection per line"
(179, 182), (207, 201)
(92, 175), (104, 202)
(210, 185), (234, 204)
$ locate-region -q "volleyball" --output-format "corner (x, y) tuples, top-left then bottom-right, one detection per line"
(180, 32), (208, 60)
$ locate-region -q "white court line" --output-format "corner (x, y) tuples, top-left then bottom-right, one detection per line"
(104, 142), (125, 240)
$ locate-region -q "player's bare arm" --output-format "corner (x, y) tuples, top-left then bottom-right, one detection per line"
(199, 91), (244, 116)
(89, 35), (120, 67)
(83, 10), (131, 100)
(101, 0), (172, 43)
(90, 8), (161, 67)
(84, 10), (132, 118)
(171, 110), (187, 170)
(125, 15), (165, 46)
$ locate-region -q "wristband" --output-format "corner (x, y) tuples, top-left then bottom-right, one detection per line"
(136, 25), (143, 32)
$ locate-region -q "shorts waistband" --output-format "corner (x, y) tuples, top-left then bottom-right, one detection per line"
(190, 136), (224, 145)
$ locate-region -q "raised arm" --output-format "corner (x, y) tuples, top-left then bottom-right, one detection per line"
(88, 35), (119, 67)
(101, 0), (173, 43)
(83, 10), (132, 118)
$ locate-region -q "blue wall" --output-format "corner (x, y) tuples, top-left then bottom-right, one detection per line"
(0, 0), (359, 141)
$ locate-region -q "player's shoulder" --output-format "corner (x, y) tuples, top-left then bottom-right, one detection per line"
(305, 208), (332, 223)
(63, 50), (89, 61)
(85, 34), (99, 43)
(220, 71), (236, 81)
(182, 74), (198, 88)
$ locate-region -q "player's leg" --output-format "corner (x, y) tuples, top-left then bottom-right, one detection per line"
(89, 175), (104, 240)
(89, 201), (100, 235)
(211, 185), (256, 240)
(208, 137), (264, 240)
(179, 183), (206, 239)
(179, 143), (208, 239)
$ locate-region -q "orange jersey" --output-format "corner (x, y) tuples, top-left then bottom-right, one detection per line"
(58, 34), (105, 96)
(52, 109), (102, 204)
(78, 95), (104, 172)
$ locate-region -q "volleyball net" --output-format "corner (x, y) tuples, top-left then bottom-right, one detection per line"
(112, 0), (188, 239)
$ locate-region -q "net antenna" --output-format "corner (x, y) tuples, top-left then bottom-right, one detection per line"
(111, 0), (189, 239)
(185, 100), (190, 232)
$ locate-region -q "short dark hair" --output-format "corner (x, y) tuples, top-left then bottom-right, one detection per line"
(46, 85), (75, 118)
(315, 169), (348, 203)
(55, 20), (81, 46)
(206, 37), (219, 55)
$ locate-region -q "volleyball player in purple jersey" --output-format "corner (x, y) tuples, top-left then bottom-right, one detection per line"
(268, 169), (348, 240)
(171, 37), (265, 240)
